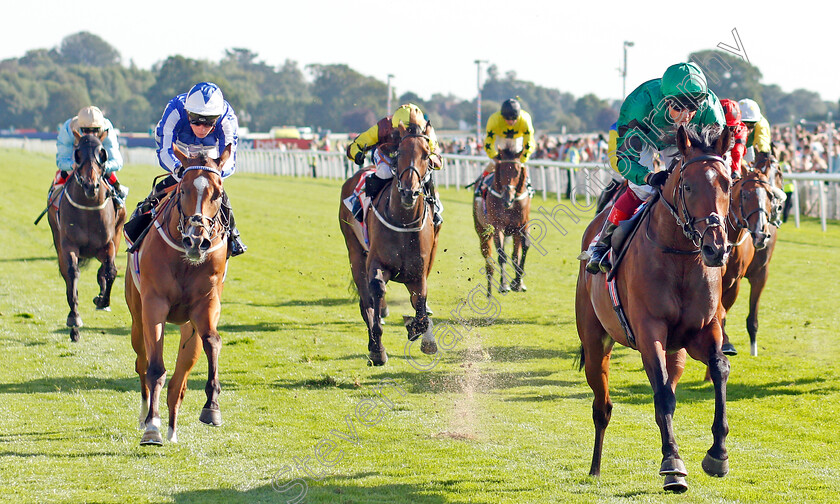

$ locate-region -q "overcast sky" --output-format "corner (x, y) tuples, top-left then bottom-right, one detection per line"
(4, 0), (834, 109)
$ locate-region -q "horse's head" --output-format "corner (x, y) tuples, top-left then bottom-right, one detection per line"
(731, 169), (775, 250)
(173, 144), (230, 264)
(754, 148), (787, 226)
(668, 124), (732, 267)
(394, 111), (433, 209)
(72, 132), (107, 199)
(494, 148), (526, 209)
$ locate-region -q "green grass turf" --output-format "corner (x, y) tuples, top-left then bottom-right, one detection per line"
(1, 148), (839, 503)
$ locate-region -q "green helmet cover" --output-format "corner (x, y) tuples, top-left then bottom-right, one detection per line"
(661, 62), (708, 101)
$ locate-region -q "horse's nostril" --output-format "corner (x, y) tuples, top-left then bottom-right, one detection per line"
(199, 238), (211, 251)
(701, 245), (716, 257)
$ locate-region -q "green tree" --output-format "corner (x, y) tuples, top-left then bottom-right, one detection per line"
(58, 32), (121, 67)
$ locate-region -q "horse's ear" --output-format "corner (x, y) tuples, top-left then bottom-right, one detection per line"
(74, 148), (82, 166)
(715, 125), (731, 158)
(676, 125), (691, 155)
(398, 121), (407, 136)
(423, 120), (432, 137)
(98, 147), (108, 165)
(73, 129), (82, 143)
(173, 144), (188, 165)
(217, 144), (232, 168)
(98, 129), (108, 141)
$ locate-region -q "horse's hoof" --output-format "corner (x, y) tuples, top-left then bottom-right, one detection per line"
(750, 341), (758, 357)
(67, 314), (83, 328)
(420, 338), (437, 355)
(368, 350), (388, 366)
(140, 428), (164, 446)
(167, 427), (178, 443)
(498, 284), (511, 294)
(380, 305), (389, 319)
(663, 474), (688, 493)
(701, 452), (729, 477)
(199, 408), (222, 426)
(511, 281), (527, 292)
(69, 328), (80, 342)
(425, 303), (434, 316)
(721, 342), (737, 356)
(659, 457), (687, 476)
(93, 295), (111, 311)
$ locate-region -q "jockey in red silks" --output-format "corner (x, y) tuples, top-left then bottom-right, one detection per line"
(720, 99), (748, 179)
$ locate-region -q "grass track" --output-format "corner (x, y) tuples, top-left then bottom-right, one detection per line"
(1, 148), (839, 503)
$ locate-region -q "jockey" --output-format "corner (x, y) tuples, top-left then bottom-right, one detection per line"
(474, 98), (535, 197)
(586, 62), (726, 274)
(720, 99), (748, 178)
(738, 98), (772, 167)
(53, 106), (128, 207)
(126, 82), (246, 256)
(344, 103), (444, 225)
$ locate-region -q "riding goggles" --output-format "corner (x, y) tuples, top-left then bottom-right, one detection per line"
(667, 97), (700, 113)
(188, 112), (220, 126)
(80, 127), (102, 134)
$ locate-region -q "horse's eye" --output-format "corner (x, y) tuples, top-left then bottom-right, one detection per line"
(683, 184), (691, 193)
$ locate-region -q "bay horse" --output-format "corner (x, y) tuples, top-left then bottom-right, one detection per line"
(126, 145), (231, 445)
(339, 112), (440, 366)
(720, 167), (779, 357)
(575, 124), (732, 492)
(47, 132), (126, 342)
(473, 148), (531, 296)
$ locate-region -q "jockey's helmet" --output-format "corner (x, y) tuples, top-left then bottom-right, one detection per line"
(77, 106), (105, 131)
(738, 98), (762, 123)
(184, 82), (225, 117)
(501, 98), (521, 121)
(720, 99), (742, 127)
(661, 62), (708, 108)
(391, 103), (426, 129)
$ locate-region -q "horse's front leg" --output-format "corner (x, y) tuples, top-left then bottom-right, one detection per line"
(367, 262), (391, 366)
(192, 297), (224, 427)
(746, 267), (769, 357)
(510, 232), (529, 292)
(493, 231), (510, 293)
(406, 281), (436, 355)
(638, 323), (688, 492)
(140, 298), (168, 446)
(60, 243), (82, 341)
(167, 323), (203, 442)
(689, 317), (730, 478)
(93, 244), (118, 311)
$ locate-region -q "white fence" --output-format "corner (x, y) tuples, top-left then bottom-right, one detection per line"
(4, 138), (837, 230)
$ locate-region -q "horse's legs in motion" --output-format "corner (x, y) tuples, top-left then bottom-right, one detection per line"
(480, 234), (494, 298)
(575, 277), (613, 477)
(140, 302), (168, 446)
(129, 304), (149, 430)
(367, 263), (391, 366)
(702, 344), (730, 477)
(638, 325), (688, 491)
(93, 243), (118, 311)
(510, 232), (529, 292)
(59, 243), (82, 342)
(167, 323), (203, 442)
(494, 231), (510, 293)
(194, 300), (223, 427)
(405, 280), (436, 355)
(746, 268), (768, 357)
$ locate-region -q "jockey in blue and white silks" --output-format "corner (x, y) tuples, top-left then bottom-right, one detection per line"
(125, 82), (246, 256)
(155, 85), (239, 179)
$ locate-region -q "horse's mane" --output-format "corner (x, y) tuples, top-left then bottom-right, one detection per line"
(497, 147), (519, 161)
(663, 123), (725, 154)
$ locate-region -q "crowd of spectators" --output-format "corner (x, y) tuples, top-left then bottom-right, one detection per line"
(440, 134), (610, 165)
(772, 122), (838, 174)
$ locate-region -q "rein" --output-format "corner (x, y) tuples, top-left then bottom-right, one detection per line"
(727, 177), (775, 233)
(488, 161), (529, 201)
(65, 148), (108, 211)
(371, 130), (432, 233)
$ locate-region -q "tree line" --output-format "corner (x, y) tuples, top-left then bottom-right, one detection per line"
(0, 32), (835, 135)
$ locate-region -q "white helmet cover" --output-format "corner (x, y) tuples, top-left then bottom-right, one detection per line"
(77, 106), (106, 128)
(738, 98), (762, 122)
(184, 82), (225, 116)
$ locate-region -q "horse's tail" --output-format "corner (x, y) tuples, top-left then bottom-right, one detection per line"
(575, 344), (585, 371)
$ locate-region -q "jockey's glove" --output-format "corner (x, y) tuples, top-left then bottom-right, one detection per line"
(354, 151), (365, 167)
(645, 171), (669, 187)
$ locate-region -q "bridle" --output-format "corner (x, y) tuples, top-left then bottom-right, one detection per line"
(65, 142), (108, 210)
(728, 175), (776, 236)
(170, 166), (225, 252)
(656, 154), (728, 249)
(488, 160), (529, 202)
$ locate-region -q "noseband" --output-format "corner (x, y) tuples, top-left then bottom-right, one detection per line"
(658, 154), (727, 248)
(488, 161), (529, 201)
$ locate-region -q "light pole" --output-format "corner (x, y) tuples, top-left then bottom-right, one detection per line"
(475, 59), (488, 144)
(620, 41), (634, 99)
(386, 74), (394, 113)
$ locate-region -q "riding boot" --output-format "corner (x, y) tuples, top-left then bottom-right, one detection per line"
(222, 193), (247, 257)
(125, 175), (177, 243)
(585, 220), (618, 274)
(365, 174), (389, 199)
(111, 180), (129, 208)
(424, 177), (443, 226)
